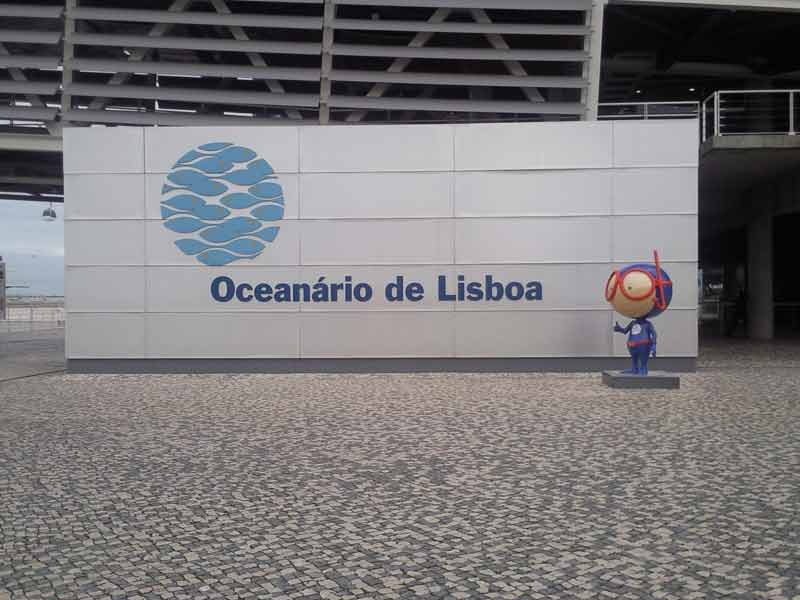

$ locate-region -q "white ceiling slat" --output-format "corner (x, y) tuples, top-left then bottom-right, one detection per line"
(0, 30), (63, 45)
(0, 55), (61, 70)
(71, 33), (321, 56)
(329, 95), (585, 115)
(332, 19), (589, 36)
(332, 69), (587, 88)
(0, 81), (60, 95)
(0, 106), (59, 121)
(332, 44), (589, 62)
(63, 109), (308, 127)
(0, 4), (64, 18)
(66, 83), (320, 109)
(72, 8), (322, 30)
(335, 0), (591, 9)
(72, 58), (321, 81)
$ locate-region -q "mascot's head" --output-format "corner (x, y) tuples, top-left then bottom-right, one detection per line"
(605, 250), (673, 319)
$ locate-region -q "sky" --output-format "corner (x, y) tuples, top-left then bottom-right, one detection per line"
(0, 200), (64, 297)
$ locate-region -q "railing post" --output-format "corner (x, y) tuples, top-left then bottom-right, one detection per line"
(702, 98), (707, 142)
(790, 91), (796, 136)
(714, 92), (721, 137)
(644, 103), (649, 120)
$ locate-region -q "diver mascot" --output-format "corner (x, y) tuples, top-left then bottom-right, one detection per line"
(605, 250), (673, 376)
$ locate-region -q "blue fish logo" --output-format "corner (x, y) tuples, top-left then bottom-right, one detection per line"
(161, 142), (284, 266)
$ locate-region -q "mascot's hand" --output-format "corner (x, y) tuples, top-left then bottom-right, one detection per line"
(614, 321), (625, 333)
(651, 347), (657, 358)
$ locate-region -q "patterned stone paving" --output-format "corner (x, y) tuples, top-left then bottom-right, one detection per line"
(1, 352), (799, 599)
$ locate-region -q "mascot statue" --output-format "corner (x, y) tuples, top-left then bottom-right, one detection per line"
(605, 250), (673, 376)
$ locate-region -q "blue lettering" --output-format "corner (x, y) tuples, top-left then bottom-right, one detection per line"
(406, 282), (424, 302)
(254, 283), (272, 302)
(236, 283), (253, 302)
(438, 275), (456, 301)
(211, 276), (235, 302)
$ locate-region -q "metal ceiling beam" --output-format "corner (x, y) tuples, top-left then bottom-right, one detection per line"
(0, 107), (58, 121)
(319, 0), (336, 124)
(85, 0), (193, 113)
(0, 133), (61, 152)
(0, 43), (61, 136)
(330, 95), (585, 114)
(72, 58), (321, 81)
(62, 110), (307, 127)
(0, 81), (60, 96)
(71, 33), (321, 55)
(66, 83), (320, 108)
(337, 0), (591, 9)
(62, 0), (76, 120)
(584, 1), (605, 120)
(610, 0), (800, 10)
(0, 4), (64, 18)
(209, 0), (304, 120)
(0, 176), (63, 187)
(333, 69), (587, 88)
(331, 18), (589, 36)
(470, 8), (545, 103)
(345, 7), (450, 123)
(72, 7), (322, 29)
(0, 55), (61, 70)
(0, 30), (62, 45)
(332, 44), (589, 61)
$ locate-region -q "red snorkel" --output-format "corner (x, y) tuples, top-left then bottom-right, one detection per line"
(653, 249), (671, 311)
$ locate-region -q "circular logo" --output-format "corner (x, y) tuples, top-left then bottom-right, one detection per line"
(160, 142), (284, 266)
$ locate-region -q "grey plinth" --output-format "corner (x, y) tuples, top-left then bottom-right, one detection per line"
(602, 371), (680, 389)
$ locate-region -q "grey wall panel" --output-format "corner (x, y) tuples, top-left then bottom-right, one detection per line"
(611, 215), (698, 263)
(454, 122), (613, 172)
(64, 121), (699, 363)
(144, 127), (300, 174)
(455, 218), (613, 264)
(65, 174), (145, 220)
(65, 221), (145, 266)
(300, 312), (455, 358)
(612, 120), (699, 168)
(64, 127), (144, 175)
(66, 267), (145, 313)
(300, 172), (453, 219)
(146, 314), (301, 358)
(612, 167), (698, 215)
(300, 124), (454, 173)
(67, 314), (146, 358)
(300, 220), (455, 265)
(454, 311), (611, 357)
(454, 170), (613, 217)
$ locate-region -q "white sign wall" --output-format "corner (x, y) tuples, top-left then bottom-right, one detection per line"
(64, 120), (699, 364)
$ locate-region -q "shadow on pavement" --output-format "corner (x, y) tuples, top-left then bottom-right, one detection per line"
(0, 328), (65, 383)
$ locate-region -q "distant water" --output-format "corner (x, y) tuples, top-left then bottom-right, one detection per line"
(161, 142), (284, 266)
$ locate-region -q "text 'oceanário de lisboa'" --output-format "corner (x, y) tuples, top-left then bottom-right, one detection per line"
(211, 275), (543, 304)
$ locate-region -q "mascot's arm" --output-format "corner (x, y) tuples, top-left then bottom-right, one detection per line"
(614, 321), (631, 334)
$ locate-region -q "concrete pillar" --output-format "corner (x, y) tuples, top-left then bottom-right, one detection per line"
(747, 209), (774, 340)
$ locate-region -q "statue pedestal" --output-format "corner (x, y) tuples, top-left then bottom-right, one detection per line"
(602, 371), (680, 389)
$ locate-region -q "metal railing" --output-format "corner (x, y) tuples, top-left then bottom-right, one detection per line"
(702, 89), (800, 141)
(598, 101), (699, 121)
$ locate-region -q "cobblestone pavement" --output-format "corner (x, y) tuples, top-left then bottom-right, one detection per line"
(1, 354), (799, 599)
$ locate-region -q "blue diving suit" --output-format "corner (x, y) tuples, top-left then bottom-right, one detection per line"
(614, 318), (657, 375)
